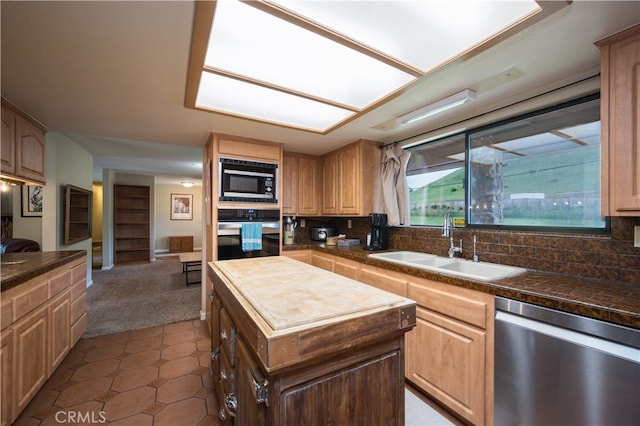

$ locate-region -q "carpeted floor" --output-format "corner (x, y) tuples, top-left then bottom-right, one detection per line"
(84, 259), (201, 338)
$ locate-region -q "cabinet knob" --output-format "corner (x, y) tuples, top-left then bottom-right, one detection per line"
(218, 407), (227, 421)
(209, 291), (215, 302)
(220, 329), (228, 341)
(220, 367), (228, 381)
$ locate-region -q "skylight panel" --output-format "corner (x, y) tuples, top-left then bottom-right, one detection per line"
(196, 72), (356, 131)
(206, 0), (415, 109)
(270, 0), (541, 73)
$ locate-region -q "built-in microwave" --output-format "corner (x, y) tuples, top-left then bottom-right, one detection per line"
(218, 158), (278, 203)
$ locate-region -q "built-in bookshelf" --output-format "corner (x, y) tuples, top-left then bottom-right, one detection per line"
(114, 184), (150, 264)
(64, 184), (92, 245)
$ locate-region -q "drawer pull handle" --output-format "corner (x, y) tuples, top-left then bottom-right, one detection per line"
(218, 407), (227, 421)
(225, 392), (238, 416)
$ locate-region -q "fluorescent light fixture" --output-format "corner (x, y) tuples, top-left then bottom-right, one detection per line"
(396, 89), (476, 126)
(181, 181), (194, 188)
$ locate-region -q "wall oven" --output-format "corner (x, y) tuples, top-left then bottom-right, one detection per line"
(219, 158), (278, 203)
(216, 209), (280, 260)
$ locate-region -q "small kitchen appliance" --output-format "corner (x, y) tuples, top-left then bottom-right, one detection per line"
(218, 158), (278, 203)
(364, 213), (388, 251)
(311, 227), (336, 241)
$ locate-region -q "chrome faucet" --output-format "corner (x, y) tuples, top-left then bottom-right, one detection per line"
(443, 211), (462, 258)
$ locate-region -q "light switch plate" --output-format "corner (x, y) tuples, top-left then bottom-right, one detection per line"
(300, 219), (305, 228)
(347, 219), (352, 229)
(635, 226), (640, 248)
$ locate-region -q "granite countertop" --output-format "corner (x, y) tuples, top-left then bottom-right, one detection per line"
(1, 251), (86, 292)
(283, 243), (640, 329)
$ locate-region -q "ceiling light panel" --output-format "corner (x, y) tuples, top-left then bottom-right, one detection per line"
(196, 72), (356, 131)
(205, 0), (415, 109)
(270, 0), (541, 73)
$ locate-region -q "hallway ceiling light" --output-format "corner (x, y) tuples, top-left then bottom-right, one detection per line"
(396, 89), (477, 126)
(186, 0), (546, 133)
(181, 181), (194, 188)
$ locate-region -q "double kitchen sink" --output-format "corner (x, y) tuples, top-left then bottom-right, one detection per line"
(369, 250), (526, 282)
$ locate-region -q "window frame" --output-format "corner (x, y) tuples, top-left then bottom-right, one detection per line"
(405, 93), (611, 234)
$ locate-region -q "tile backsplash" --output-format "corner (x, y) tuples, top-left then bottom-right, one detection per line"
(292, 216), (640, 285)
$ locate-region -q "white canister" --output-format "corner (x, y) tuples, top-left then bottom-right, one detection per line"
(284, 230), (295, 245)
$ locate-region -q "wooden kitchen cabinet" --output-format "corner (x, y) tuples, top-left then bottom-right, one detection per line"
(208, 257), (415, 425)
(2, 255), (87, 423)
(13, 304), (49, 417)
(321, 139), (381, 216)
(1, 100), (46, 185)
(280, 249), (310, 263)
(282, 153), (321, 216)
(1, 329), (12, 426)
(406, 277), (494, 426)
(597, 24), (640, 216)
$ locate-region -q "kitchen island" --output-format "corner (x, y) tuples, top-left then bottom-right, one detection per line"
(207, 256), (416, 425)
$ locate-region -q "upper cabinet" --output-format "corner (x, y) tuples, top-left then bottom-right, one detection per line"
(282, 152), (321, 216)
(322, 139), (381, 216)
(0, 100), (46, 185)
(597, 24), (640, 216)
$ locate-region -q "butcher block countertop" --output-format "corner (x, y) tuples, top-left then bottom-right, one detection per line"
(208, 256), (416, 372)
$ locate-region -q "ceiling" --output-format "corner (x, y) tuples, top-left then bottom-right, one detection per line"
(2, 1), (639, 184)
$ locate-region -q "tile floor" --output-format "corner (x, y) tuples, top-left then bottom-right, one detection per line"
(15, 319), (460, 426)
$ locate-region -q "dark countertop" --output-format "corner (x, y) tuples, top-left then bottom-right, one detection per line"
(1, 251), (86, 292)
(283, 243), (640, 329)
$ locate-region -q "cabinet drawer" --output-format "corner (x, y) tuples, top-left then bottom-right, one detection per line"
(71, 313), (87, 345)
(71, 293), (86, 324)
(359, 266), (408, 297)
(219, 349), (233, 395)
(408, 279), (490, 330)
(49, 270), (72, 297)
(1, 299), (12, 330)
(310, 253), (334, 272)
(334, 259), (359, 280)
(13, 280), (48, 321)
(219, 308), (236, 366)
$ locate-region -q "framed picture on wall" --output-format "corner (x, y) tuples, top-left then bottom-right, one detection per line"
(21, 185), (43, 217)
(171, 193), (193, 220)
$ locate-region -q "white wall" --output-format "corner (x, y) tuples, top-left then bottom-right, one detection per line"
(155, 183), (203, 252)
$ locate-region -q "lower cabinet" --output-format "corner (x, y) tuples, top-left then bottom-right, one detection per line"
(1, 255), (87, 424)
(282, 249), (494, 425)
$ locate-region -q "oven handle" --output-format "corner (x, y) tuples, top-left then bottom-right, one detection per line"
(217, 222), (280, 236)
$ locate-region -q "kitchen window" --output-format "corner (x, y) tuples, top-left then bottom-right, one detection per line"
(406, 94), (609, 231)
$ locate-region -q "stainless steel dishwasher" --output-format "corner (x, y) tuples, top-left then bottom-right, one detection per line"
(495, 296), (640, 426)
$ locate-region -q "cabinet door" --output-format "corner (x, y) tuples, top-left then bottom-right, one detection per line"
(321, 152), (338, 215)
(406, 306), (486, 425)
(233, 337), (267, 426)
(13, 305), (48, 416)
(334, 257), (359, 280)
(338, 143), (360, 214)
(298, 156), (320, 215)
(15, 115), (45, 184)
(1, 329), (12, 426)
(282, 154), (298, 215)
(358, 266), (408, 297)
(1, 106), (15, 176)
(50, 291), (71, 372)
(600, 26), (640, 215)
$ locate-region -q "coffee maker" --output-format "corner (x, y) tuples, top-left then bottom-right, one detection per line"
(364, 213), (388, 251)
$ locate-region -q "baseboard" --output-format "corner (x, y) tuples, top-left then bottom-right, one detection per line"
(101, 264), (114, 270)
(200, 310), (206, 320)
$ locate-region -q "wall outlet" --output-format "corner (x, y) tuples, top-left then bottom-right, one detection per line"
(635, 226), (640, 248)
(347, 219), (352, 229)
(300, 219), (305, 228)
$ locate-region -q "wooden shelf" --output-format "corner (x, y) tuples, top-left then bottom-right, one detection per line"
(64, 185), (92, 245)
(114, 184), (150, 264)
